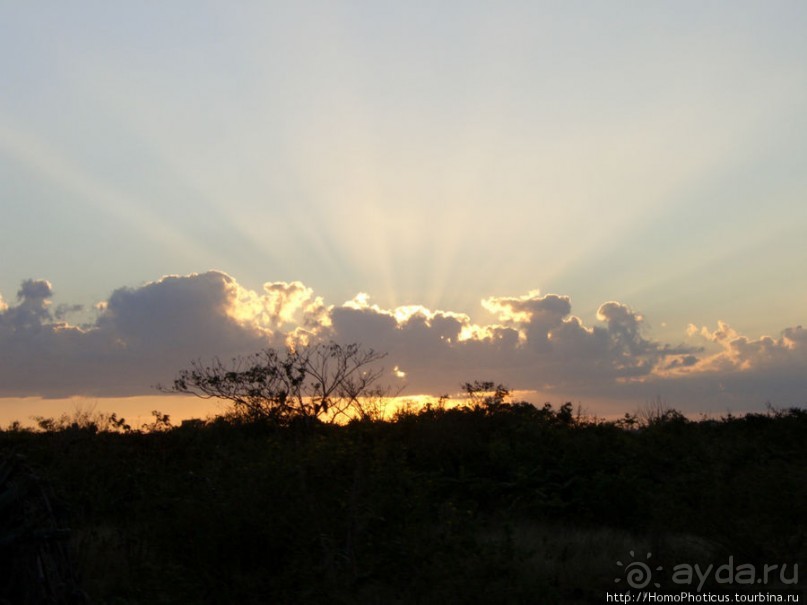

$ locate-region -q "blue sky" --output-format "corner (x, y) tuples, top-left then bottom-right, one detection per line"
(1, 2), (806, 421)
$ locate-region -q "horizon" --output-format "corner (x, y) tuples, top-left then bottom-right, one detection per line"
(2, 2), (806, 423)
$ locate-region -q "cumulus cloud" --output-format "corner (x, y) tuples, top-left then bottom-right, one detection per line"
(677, 321), (807, 377)
(0, 272), (805, 412)
(230, 280), (330, 335)
(325, 290), (700, 395)
(0, 279), (54, 331)
(483, 292), (572, 352)
(0, 272), (275, 397)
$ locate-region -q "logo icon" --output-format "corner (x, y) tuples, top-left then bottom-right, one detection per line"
(615, 550), (663, 589)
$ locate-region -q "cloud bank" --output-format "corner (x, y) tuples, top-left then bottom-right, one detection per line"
(1, 271), (805, 413)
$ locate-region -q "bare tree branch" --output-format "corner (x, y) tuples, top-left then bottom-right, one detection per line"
(159, 342), (390, 424)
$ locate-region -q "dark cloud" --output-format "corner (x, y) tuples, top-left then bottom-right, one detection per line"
(326, 291), (699, 396)
(0, 273), (805, 412)
(0, 272), (272, 397)
(96, 272), (264, 351)
(0, 279), (54, 331)
(53, 304), (84, 321)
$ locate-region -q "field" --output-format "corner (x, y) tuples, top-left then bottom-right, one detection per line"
(2, 401), (805, 604)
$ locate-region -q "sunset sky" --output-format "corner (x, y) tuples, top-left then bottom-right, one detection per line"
(1, 2), (806, 423)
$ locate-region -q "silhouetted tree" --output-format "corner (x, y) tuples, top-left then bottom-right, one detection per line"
(462, 380), (511, 413)
(162, 342), (388, 423)
(636, 395), (686, 427)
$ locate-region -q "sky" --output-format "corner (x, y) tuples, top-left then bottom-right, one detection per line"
(1, 1), (806, 423)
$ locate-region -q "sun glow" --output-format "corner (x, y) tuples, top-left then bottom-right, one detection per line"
(1, 3), (806, 422)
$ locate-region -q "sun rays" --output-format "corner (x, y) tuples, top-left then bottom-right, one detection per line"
(5, 1), (800, 326)
(1, 3), (806, 429)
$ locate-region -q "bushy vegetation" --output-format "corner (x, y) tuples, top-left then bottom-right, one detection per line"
(2, 393), (805, 604)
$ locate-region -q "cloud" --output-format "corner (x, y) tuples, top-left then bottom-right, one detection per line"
(483, 291), (572, 352)
(53, 303), (84, 321)
(676, 321), (807, 378)
(654, 322), (807, 406)
(0, 272), (805, 412)
(0, 279), (54, 331)
(95, 271), (271, 352)
(0, 272), (274, 397)
(326, 290), (699, 396)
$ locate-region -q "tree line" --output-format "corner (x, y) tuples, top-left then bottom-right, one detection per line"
(1, 343), (804, 603)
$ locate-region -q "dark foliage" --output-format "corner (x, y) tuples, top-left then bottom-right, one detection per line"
(0, 453), (86, 604)
(1, 398), (805, 603)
